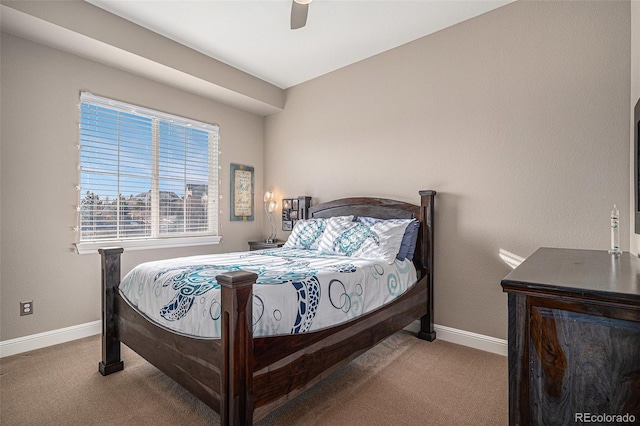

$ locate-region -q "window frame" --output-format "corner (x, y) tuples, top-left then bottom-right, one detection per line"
(74, 92), (221, 254)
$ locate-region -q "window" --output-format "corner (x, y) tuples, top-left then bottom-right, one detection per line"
(74, 92), (220, 254)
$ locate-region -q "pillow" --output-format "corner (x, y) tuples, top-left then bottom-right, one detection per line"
(284, 216), (353, 250)
(401, 220), (420, 261)
(356, 217), (419, 261)
(317, 218), (411, 263)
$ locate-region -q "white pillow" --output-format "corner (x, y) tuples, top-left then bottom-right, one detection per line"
(284, 216), (353, 250)
(317, 218), (411, 263)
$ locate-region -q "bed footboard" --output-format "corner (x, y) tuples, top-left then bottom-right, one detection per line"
(98, 248), (260, 424)
(98, 247), (124, 376)
(217, 271), (258, 426)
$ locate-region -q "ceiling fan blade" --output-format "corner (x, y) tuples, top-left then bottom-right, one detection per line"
(290, 1), (308, 30)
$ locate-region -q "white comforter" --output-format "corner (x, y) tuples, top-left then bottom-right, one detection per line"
(119, 248), (417, 338)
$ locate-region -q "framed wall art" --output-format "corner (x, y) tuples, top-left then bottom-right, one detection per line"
(230, 163), (254, 221)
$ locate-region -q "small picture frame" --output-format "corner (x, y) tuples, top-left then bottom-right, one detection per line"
(282, 197), (306, 231)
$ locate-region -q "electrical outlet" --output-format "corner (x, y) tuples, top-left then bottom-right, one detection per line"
(20, 301), (33, 316)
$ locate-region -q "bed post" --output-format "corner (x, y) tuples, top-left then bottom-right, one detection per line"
(298, 196), (312, 219)
(217, 271), (258, 426)
(98, 248), (124, 375)
(418, 190), (436, 341)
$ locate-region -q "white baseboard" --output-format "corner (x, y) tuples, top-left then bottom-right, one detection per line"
(405, 321), (507, 356)
(1, 320), (507, 359)
(0, 320), (101, 358)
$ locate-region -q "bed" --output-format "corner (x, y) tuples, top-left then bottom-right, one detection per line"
(99, 190), (436, 425)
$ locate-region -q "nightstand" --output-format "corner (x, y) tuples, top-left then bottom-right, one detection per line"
(248, 240), (285, 251)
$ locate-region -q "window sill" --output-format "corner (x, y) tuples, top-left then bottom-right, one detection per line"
(74, 235), (222, 255)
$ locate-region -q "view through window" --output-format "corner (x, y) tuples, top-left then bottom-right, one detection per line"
(77, 93), (219, 244)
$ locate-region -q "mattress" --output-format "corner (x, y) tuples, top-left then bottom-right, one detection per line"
(119, 247), (417, 338)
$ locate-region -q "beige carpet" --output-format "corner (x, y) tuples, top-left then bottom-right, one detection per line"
(0, 331), (507, 425)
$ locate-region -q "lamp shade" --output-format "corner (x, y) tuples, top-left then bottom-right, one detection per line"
(264, 191), (274, 203)
(294, 0), (313, 4)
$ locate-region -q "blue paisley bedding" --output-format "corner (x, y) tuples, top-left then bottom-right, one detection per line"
(119, 248), (417, 338)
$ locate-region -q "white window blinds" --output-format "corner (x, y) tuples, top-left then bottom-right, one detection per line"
(77, 92), (219, 246)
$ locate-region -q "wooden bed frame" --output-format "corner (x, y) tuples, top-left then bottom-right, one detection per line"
(98, 190), (436, 425)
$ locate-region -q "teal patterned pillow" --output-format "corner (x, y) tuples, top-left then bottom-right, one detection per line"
(284, 216), (353, 250)
(318, 222), (373, 256)
(356, 217), (419, 261)
(317, 219), (411, 263)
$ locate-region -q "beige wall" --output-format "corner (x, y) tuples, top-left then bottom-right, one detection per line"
(265, 1), (631, 340)
(0, 33), (265, 341)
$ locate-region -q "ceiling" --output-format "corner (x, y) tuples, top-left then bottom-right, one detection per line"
(87, 0), (514, 89)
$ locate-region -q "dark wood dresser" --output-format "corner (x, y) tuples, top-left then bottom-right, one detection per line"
(501, 248), (640, 425)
